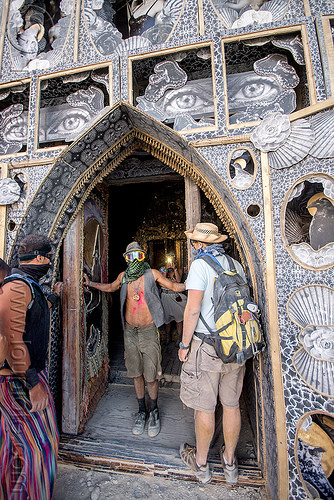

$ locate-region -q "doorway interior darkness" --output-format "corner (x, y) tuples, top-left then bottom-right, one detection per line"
(80, 165), (259, 473)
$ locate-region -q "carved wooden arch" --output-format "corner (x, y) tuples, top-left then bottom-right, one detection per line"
(10, 103), (264, 293)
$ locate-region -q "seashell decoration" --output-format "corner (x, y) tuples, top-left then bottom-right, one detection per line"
(287, 285), (334, 397)
(268, 118), (314, 169)
(291, 242), (334, 269)
(309, 110), (334, 159)
(285, 208), (308, 244)
(287, 285), (334, 328)
(115, 36), (152, 55)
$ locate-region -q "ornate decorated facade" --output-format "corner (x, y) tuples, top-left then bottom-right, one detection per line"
(0, 0), (333, 498)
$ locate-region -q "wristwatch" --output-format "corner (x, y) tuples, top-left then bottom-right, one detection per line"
(179, 341), (190, 350)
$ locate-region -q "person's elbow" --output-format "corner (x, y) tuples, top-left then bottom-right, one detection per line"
(185, 305), (201, 318)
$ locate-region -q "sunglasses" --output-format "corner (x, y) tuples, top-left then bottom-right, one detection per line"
(125, 251), (145, 262)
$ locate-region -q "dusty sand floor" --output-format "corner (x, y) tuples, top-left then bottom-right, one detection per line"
(54, 464), (267, 500)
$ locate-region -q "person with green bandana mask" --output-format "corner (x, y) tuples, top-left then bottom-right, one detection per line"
(84, 241), (186, 438)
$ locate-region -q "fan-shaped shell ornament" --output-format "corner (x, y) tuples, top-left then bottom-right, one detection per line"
(268, 118), (314, 169)
(115, 36), (152, 55)
(288, 286), (334, 396)
(214, 5), (238, 29)
(285, 208), (307, 244)
(262, 0), (290, 22)
(287, 285), (334, 328)
(309, 109), (334, 159)
(293, 326), (334, 397)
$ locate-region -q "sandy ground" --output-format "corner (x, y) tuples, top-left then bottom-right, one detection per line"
(54, 464), (267, 500)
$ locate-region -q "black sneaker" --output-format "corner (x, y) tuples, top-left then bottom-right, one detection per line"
(132, 411), (147, 435)
(148, 408), (160, 437)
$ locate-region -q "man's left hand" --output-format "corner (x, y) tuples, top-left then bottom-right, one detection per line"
(29, 382), (49, 412)
(178, 348), (189, 362)
(53, 282), (63, 296)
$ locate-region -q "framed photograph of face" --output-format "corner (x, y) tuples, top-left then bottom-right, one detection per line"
(129, 43), (217, 134)
(222, 27), (316, 128)
(83, 0), (186, 56)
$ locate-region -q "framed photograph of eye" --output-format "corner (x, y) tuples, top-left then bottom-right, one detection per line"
(36, 64), (112, 150)
(281, 173), (334, 271)
(227, 147), (257, 189)
(83, 0), (186, 56)
(222, 30), (313, 128)
(129, 43), (217, 133)
(0, 80), (30, 157)
(208, 0), (290, 31)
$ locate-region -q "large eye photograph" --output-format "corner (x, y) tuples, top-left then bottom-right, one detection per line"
(132, 48), (217, 132)
(0, 84), (30, 156)
(38, 68), (110, 148)
(223, 33), (308, 125)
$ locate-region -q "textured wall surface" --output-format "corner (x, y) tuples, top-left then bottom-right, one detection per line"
(1, 1), (334, 498)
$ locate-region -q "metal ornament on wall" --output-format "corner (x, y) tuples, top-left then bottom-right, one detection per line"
(0, 178), (21, 205)
(7, 0), (75, 71)
(283, 175), (334, 270)
(210, 0), (290, 30)
(287, 285), (334, 397)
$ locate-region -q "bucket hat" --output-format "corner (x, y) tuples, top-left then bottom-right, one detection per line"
(123, 241), (144, 257)
(184, 222), (227, 243)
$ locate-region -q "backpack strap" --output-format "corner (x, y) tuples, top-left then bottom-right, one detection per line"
(1, 274), (43, 310)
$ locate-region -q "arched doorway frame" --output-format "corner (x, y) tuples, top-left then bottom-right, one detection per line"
(8, 102), (286, 492)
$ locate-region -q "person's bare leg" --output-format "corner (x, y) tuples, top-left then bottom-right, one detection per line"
(176, 321), (183, 344)
(194, 410), (215, 466)
(146, 379), (158, 400)
(222, 406), (241, 464)
(133, 375), (145, 399)
(165, 322), (172, 343)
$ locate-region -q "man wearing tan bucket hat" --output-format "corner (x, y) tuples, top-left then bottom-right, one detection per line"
(84, 241), (185, 438)
(178, 222), (246, 485)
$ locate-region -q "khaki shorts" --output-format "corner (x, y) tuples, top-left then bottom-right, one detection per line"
(180, 338), (245, 412)
(123, 323), (162, 382)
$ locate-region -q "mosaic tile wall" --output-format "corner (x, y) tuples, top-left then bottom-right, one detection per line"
(1, 0), (334, 498)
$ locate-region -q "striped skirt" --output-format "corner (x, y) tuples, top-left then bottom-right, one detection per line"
(0, 370), (59, 500)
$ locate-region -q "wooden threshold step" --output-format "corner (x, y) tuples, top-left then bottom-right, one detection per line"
(59, 436), (264, 487)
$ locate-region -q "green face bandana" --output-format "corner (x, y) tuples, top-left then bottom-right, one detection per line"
(122, 260), (150, 284)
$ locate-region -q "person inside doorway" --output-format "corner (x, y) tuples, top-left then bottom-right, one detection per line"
(159, 255), (186, 344)
(178, 222), (246, 484)
(84, 241), (186, 438)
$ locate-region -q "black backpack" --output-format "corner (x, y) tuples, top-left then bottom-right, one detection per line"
(198, 254), (265, 364)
